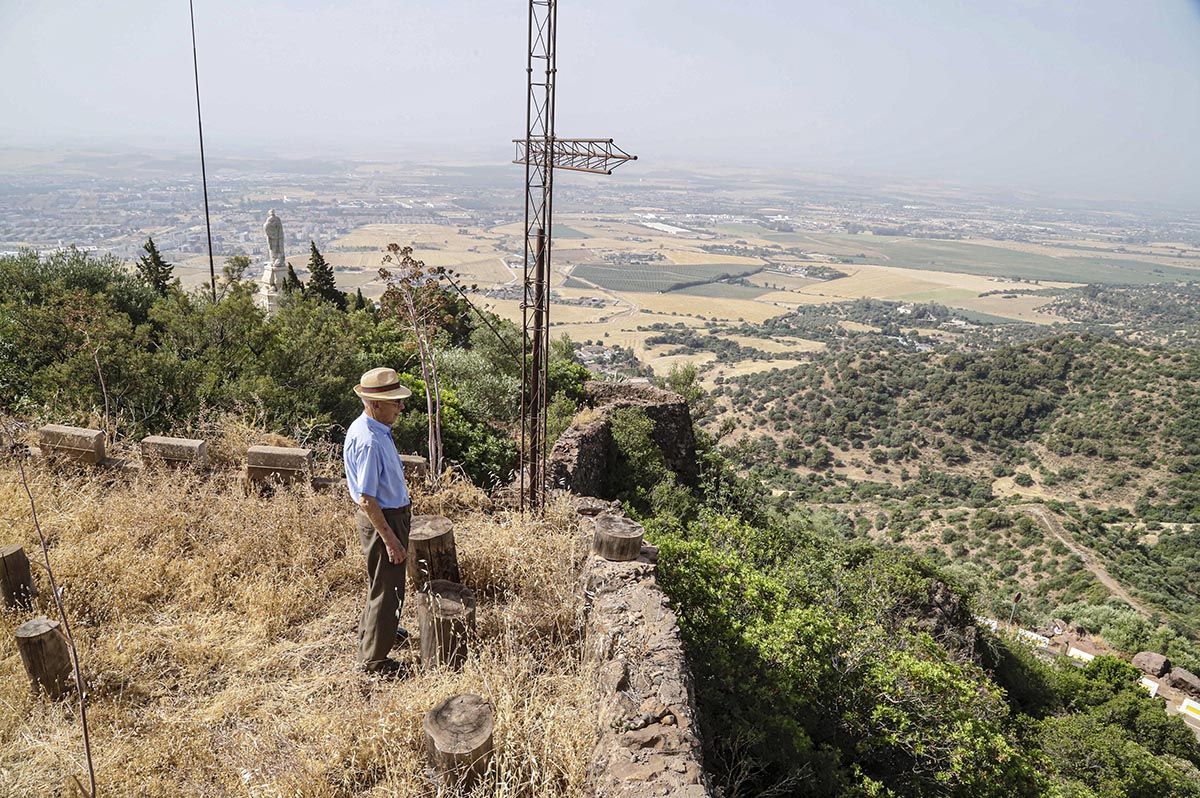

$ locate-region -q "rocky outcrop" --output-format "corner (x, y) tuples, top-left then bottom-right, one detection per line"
(1133, 651), (1172, 678)
(548, 381), (697, 497)
(548, 418), (614, 498)
(579, 514), (709, 798)
(914, 579), (981, 665)
(1167, 667), (1200, 698)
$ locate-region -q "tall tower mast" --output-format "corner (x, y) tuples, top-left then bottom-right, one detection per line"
(515, 0), (636, 513)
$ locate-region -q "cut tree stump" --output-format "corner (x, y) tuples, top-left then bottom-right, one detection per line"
(417, 580), (476, 671)
(1, 544), (37, 610)
(591, 513), (645, 562)
(15, 617), (72, 699)
(423, 693), (494, 788)
(407, 515), (460, 590)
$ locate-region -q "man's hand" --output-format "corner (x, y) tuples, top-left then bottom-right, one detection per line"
(381, 531), (407, 565)
(361, 493), (407, 565)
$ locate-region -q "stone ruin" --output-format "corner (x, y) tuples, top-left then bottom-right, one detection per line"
(548, 381), (698, 498)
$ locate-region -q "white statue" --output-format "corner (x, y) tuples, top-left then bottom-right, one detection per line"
(263, 209), (285, 288)
(257, 209), (285, 314)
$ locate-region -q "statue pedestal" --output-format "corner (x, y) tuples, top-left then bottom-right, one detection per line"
(255, 260), (283, 317)
(255, 284), (280, 316)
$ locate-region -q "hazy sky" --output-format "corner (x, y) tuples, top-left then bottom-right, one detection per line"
(2, 0), (1198, 206)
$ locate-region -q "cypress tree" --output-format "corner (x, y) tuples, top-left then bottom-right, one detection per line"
(283, 262), (304, 295)
(136, 236), (174, 296)
(353, 287), (368, 311)
(307, 240), (346, 309)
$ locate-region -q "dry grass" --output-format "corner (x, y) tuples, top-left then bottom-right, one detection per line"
(661, 250), (761, 267)
(0, 462), (597, 797)
(178, 408), (302, 469)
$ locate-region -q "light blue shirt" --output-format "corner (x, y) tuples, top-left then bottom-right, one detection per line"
(343, 413), (410, 509)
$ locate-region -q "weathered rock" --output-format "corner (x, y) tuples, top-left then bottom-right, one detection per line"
(574, 495), (619, 516)
(548, 417), (613, 497)
(1167, 667), (1200, 697)
(1133, 651), (1171, 678)
(400, 454), (428, 480)
(583, 381), (698, 486)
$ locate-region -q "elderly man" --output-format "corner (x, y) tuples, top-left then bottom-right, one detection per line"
(344, 366), (413, 675)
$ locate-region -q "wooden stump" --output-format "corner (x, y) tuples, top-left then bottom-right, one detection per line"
(417, 580), (476, 671)
(15, 617), (72, 699)
(591, 513), (645, 561)
(1, 544), (38, 610)
(423, 693), (494, 788)
(407, 515), (460, 590)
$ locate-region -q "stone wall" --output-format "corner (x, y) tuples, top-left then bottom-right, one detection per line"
(548, 381), (698, 497)
(576, 506), (711, 797)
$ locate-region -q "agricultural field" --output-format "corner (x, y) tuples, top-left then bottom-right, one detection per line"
(725, 335), (825, 354)
(193, 209), (1198, 392)
(672, 282), (770, 300)
(804, 234), (1200, 284)
(746, 271), (824, 291)
(569, 261), (762, 293)
(327, 223), (515, 291)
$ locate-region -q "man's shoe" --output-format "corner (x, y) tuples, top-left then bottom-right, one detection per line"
(363, 658), (404, 678)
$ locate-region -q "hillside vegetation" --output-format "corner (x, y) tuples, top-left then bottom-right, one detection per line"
(0, 247), (593, 489)
(707, 333), (1200, 646)
(600, 404), (1200, 797)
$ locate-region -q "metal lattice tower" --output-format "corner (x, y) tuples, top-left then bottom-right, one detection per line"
(515, 0), (635, 513)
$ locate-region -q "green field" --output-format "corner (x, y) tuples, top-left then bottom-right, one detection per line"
(552, 224), (589, 239)
(570, 262), (763, 293)
(672, 281), (770, 299)
(804, 235), (1197, 284)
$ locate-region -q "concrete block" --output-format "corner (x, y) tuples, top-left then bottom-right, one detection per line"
(38, 425), (105, 465)
(141, 436), (208, 467)
(246, 445), (312, 484)
(400, 454), (429, 478)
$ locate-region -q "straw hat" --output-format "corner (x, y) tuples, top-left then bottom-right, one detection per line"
(353, 367), (413, 401)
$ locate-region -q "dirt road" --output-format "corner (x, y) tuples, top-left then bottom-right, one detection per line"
(1018, 503), (1153, 618)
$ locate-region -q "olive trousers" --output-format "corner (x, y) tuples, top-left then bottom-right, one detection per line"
(355, 505), (412, 669)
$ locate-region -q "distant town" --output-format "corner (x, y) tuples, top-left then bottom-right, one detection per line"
(3, 149), (1197, 270)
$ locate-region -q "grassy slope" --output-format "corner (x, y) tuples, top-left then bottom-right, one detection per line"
(0, 465), (594, 797)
